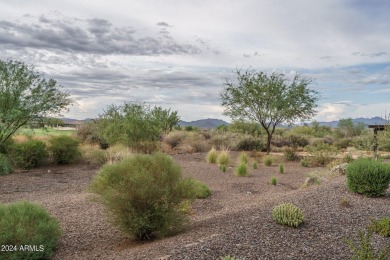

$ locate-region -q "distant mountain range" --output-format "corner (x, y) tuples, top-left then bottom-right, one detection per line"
(61, 117), (388, 129)
(178, 118), (229, 129)
(317, 117), (389, 128)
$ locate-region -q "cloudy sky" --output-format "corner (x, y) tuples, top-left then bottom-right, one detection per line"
(1, 0), (389, 122)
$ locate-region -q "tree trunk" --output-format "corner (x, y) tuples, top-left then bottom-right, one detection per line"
(266, 132), (272, 154)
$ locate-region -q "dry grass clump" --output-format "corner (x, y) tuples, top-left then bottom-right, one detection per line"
(177, 133), (209, 153)
(163, 131), (188, 148)
(206, 147), (218, 164)
(105, 144), (132, 164)
(80, 144), (107, 166)
(217, 148), (230, 167)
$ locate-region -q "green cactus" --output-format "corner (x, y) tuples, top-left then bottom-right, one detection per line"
(272, 203), (304, 227)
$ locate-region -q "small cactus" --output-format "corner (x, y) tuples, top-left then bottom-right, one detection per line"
(272, 203), (304, 227)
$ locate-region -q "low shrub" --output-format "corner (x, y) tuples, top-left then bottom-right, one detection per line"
(278, 163), (285, 174)
(342, 153), (354, 163)
(11, 140), (48, 169)
(0, 153), (13, 175)
(89, 153), (196, 241)
(217, 149), (230, 167)
(221, 256), (238, 260)
(339, 197), (351, 207)
(235, 162), (249, 177)
(304, 142), (338, 166)
(284, 147), (297, 161)
(49, 135), (81, 164)
(263, 156), (273, 166)
(0, 201), (62, 260)
(369, 217), (390, 237)
(335, 138), (354, 149)
(163, 131), (188, 148)
(239, 152), (248, 164)
(301, 175), (321, 188)
(272, 203), (304, 227)
(253, 161), (258, 169)
(301, 157), (310, 167)
(105, 144), (132, 164)
(81, 145), (107, 166)
(206, 147), (218, 164)
(210, 132), (240, 150)
(183, 178), (211, 199)
(345, 229), (390, 260)
(287, 134), (310, 148)
(270, 176), (278, 185)
(177, 133), (209, 153)
(220, 164), (227, 173)
(346, 158), (390, 197)
(236, 135), (263, 151)
(0, 138), (15, 154)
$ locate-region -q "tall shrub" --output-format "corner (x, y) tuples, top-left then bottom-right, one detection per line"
(346, 158), (390, 197)
(49, 135), (81, 164)
(89, 153), (196, 241)
(12, 139), (48, 169)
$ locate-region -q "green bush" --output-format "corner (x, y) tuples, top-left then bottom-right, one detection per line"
(236, 135), (263, 151)
(0, 137), (15, 154)
(263, 156), (273, 166)
(0, 153), (13, 175)
(235, 162), (249, 177)
(11, 140), (48, 169)
(369, 217), (390, 237)
(81, 145), (107, 166)
(0, 201), (62, 260)
(220, 164), (227, 172)
(221, 256), (238, 260)
(270, 176), (278, 185)
(279, 163), (285, 174)
(272, 203), (304, 228)
(206, 147), (218, 164)
(284, 147), (296, 161)
(253, 161), (258, 169)
(164, 131), (187, 148)
(89, 153), (196, 241)
(345, 230), (390, 260)
(183, 178), (211, 199)
(346, 158), (390, 197)
(49, 135), (81, 164)
(304, 142), (337, 166)
(239, 152), (248, 164)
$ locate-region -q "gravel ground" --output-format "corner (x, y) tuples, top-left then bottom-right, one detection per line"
(0, 152), (389, 260)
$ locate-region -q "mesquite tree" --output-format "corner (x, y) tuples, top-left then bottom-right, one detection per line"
(221, 69), (319, 153)
(0, 59), (72, 149)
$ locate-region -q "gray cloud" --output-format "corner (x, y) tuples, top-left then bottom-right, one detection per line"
(0, 14), (201, 56)
(156, 21), (172, 27)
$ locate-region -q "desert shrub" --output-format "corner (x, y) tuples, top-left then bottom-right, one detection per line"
(105, 144), (132, 164)
(279, 163), (285, 174)
(236, 135), (263, 151)
(0, 153), (13, 175)
(164, 131), (187, 148)
(301, 175), (321, 188)
(183, 178), (211, 199)
(253, 161), (258, 169)
(235, 162), (249, 177)
(81, 145), (107, 166)
(263, 156), (273, 166)
(220, 164), (227, 172)
(343, 153), (354, 163)
(271, 135), (290, 148)
(346, 158), (390, 197)
(301, 157), (310, 167)
(217, 149), (230, 167)
(284, 147), (297, 161)
(353, 135), (373, 150)
(228, 120), (262, 137)
(0, 201), (62, 260)
(345, 230), (390, 260)
(239, 152), (248, 164)
(89, 153), (196, 241)
(131, 140), (161, 154)
(210, 132), (240, 150)
(206, 147), (218, 164)
(49, 135), (81, 164)
(304, 142), (338, 166)
(221, 256), (238, 260)
(369, 217), (390, 237)
(339, 197), (351, 207)
(272, 203), (304, 227)
(287, 134), (310, 148)
(11, 139), (48, 169)
(334, 138), (354, 149)
(177, 133), (209, 153)
(270, 176), (278, 185)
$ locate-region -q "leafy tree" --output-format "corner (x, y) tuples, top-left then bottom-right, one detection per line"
(0, 60), (72, 148)
(221, 69), (319, 153)
(95, 102), (179, 150)
(336, 118), (365, 137)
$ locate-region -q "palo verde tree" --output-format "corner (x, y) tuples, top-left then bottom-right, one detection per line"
(0, 59), (72, 149)
(221, 69), (319, 154)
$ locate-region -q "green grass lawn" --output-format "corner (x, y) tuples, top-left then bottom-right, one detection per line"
(17, 127), (75, 137)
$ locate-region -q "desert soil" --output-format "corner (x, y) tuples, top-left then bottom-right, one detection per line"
(0, 152), (389, 260)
